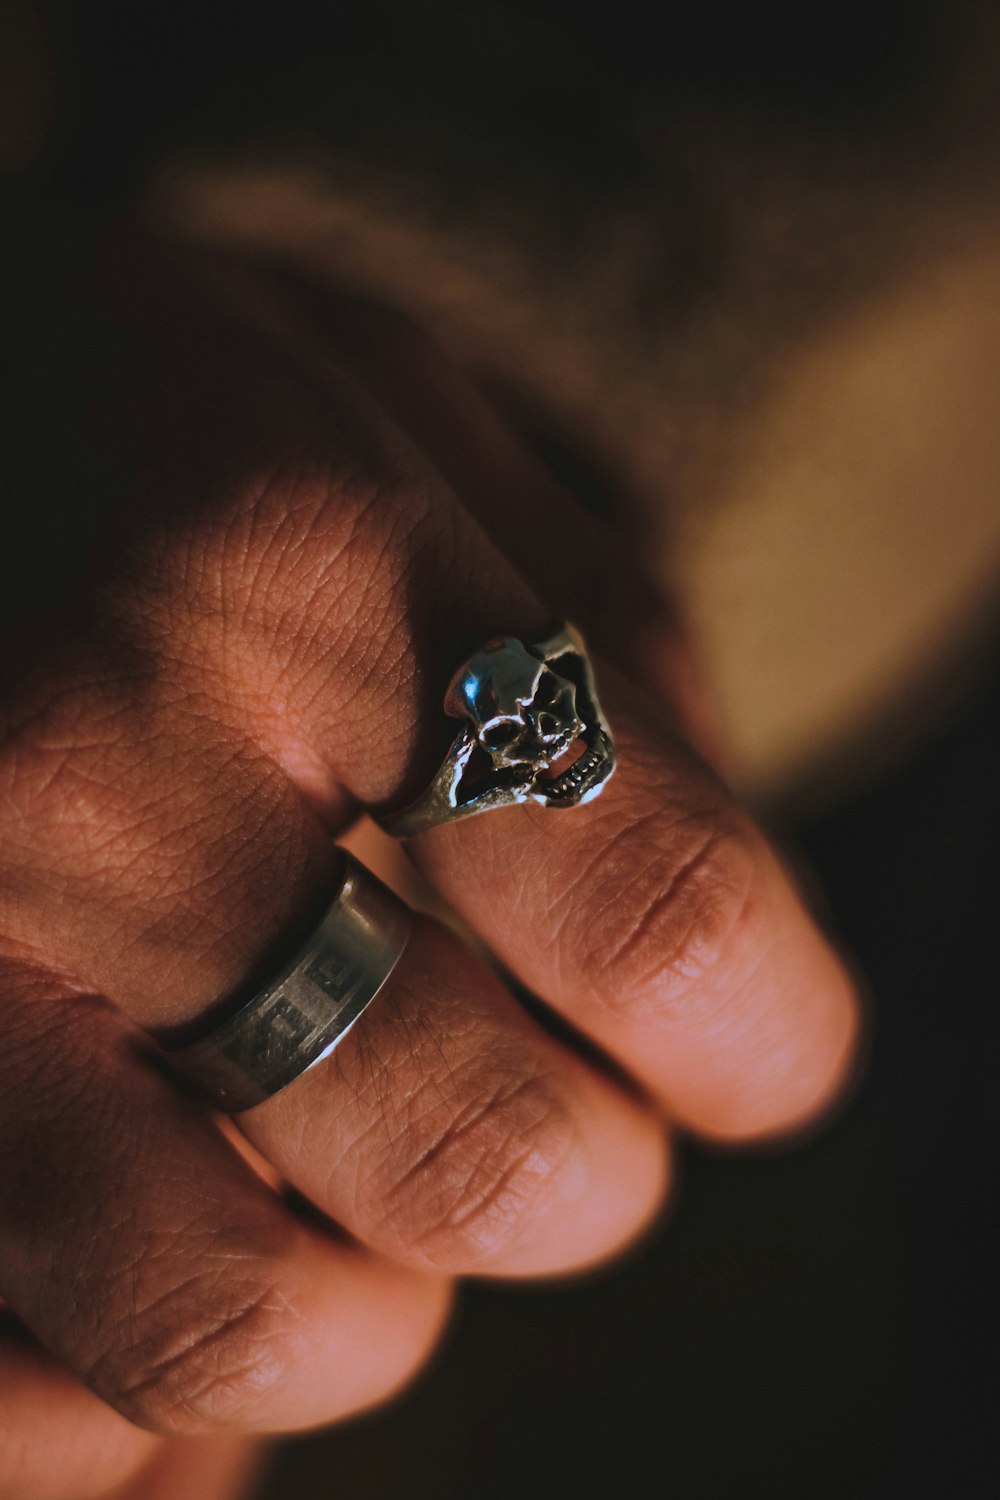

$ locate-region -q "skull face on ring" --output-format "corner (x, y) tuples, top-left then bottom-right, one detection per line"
(443, 630), (616, 812)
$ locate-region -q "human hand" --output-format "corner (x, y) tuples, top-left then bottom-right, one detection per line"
(0, 219), (859, 1497)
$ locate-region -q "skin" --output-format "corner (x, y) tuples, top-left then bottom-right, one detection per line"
(0, 226), (860, 1498)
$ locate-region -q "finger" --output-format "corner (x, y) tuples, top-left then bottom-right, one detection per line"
(239, 918), (670, 1276)
(0, 693), (669, 1276)
(0, 1324), (161, 1500)
(414, 679), (861, 1140)
(0, 963), (450, 1438)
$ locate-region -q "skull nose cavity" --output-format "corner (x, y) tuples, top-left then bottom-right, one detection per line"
(536, 711), (562, 740)
(483, 719), (520, 748)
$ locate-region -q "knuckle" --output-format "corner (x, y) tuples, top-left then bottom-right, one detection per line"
(0, 675), (132, 906)
(85, 1250), (296, 1436)
(111, 447), (455, 775)
(0, 666), (288, 969)
(365, 1053), (577, 1269)
(565, 802), (762, 1020)
(131, 447), (431, 661)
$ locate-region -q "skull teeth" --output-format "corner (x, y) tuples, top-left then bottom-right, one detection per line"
(544, 737), (607, 799)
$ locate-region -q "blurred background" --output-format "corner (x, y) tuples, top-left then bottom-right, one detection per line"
(2, 2), (998, 1495)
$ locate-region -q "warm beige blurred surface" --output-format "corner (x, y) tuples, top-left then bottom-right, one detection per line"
(683, 235), (1000, 796)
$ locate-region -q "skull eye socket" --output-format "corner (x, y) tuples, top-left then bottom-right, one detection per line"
(482, 720), (520, 749)
(533, 674), (558, 706)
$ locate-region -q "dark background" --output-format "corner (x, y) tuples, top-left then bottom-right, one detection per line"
(6, 3), (998, 1495)
(24, 0), (960, 200)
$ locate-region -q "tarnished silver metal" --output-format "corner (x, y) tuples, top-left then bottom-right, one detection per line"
(377, 622), (616, 840)
(162, 853), (412, 1112)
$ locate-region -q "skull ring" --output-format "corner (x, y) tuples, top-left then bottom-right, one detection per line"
(376, 623), (616, 839)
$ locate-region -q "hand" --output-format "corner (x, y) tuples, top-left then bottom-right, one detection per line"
(0, 216), (859, 1497)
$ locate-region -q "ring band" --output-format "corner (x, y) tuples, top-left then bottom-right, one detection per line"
(376, 621), (616, 840)
(161, 853), (412, 1112)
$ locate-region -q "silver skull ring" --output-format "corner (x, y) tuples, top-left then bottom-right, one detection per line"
(376, 622), (616, 839)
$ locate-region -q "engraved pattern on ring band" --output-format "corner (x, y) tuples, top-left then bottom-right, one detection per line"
(162, 853), (412, 1112)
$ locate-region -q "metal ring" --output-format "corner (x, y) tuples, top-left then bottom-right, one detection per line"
(376, 621), (616, 840)
(161, 852), (412, 1112)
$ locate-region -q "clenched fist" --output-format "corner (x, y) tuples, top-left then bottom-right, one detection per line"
(0, 214), (858, 1498)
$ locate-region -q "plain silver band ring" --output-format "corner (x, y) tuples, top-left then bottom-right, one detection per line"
(162, 852), (412, 1112)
